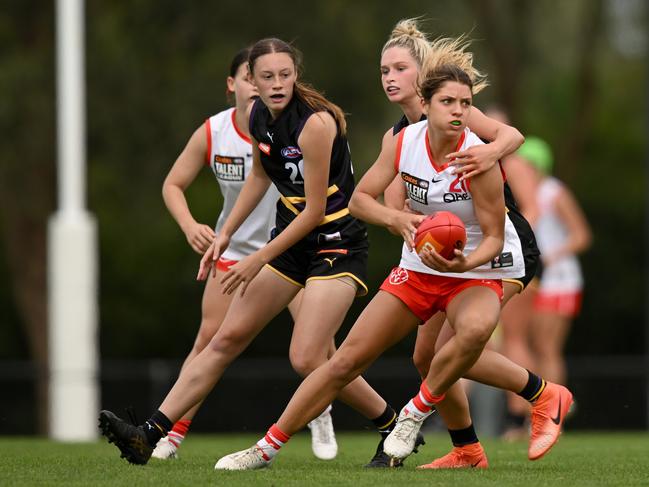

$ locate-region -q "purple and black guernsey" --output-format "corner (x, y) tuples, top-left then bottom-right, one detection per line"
(249, 96), (367, 248)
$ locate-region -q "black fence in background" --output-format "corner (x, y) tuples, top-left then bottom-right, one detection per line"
(0, 356), (646, 435)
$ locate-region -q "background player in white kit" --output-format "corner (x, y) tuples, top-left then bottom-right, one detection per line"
(152, 47), (337, 461)
(520, 137), (592, 389)
(501, 137), (591, 439)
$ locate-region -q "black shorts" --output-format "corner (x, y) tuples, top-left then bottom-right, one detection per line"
(266, 240), (369, 297)
(503, 183), (541, 293)
(503, 249), (540, 292)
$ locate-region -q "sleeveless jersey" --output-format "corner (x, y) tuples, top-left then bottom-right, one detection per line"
(395, 121), (525, 279)
(392, 114), (539, 279)
(206, 107), (280, 261)
(393, 113), (426, 135)
(535, 177), (583, 292)
(249, 96), (367, 247)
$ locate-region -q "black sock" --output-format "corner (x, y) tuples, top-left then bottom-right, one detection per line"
(143, 410), (173, 447)
(448, 424), (479, 446)
(372, 404), (397, 438)
(517, 370), (546, 402)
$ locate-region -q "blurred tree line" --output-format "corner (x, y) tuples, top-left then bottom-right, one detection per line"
(0, 0), (646, 431)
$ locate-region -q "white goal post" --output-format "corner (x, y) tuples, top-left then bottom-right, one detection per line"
(49, 0), (99, 441)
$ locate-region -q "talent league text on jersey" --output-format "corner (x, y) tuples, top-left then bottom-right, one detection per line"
(213, 154), (245, 182)
(249, 96), (366, 246)
(205, 108), (279, 261)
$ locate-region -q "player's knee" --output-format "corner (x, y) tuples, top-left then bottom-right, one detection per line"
(327, 352), (360, 384)
(455, 316), (495, 352)
(208, 328), (248, 361)
(289, 350), (326, 377)
(412, 350), (432, 379)
(192, 329), (213, 354)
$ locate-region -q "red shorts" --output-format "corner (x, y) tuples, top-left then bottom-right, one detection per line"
(379, 267), (503, 322)
(534, 291), (582, 317)
(215, 257), (237, 272)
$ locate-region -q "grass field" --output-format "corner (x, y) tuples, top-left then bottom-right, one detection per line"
(2, 432), (648, 486)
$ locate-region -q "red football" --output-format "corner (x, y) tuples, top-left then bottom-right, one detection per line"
(414, 211), (466, 259)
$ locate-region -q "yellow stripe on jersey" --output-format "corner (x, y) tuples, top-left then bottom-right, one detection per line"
(320, 208), (350, 224)
(279, 195), (300, 216)
(283, 184), (340, 204)
(280, 184), (349, 225)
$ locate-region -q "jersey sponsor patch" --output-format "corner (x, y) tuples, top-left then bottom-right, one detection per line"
(213, 155), (244, 181)
(443, 176), (471, 203)
(281, 146), (302, 159)
(401, 172), (429, 205)
(389, 267), (409, 285)
(491, 252), (514, 268)
(258, 142), (271, 155)
(317, 231), (342, 244)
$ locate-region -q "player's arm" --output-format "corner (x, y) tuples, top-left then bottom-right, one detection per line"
(383, 175), (407, 209)
(350, 130), (425, 251)
(466, 166), (506, 269)
(449, 106), (524, 180)
(546, 186), (592, 264)
(381, 129), (408, 210)
(162, 123), (216, 254)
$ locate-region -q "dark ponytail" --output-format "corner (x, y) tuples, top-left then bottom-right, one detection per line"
(225, 46), (252, 105)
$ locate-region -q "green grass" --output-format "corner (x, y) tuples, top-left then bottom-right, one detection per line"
(1, 432), (647, 486)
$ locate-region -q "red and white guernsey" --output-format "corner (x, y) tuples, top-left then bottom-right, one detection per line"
(535, 177), (583, 293)
(205, 108), (280, 261)
(395, 120), (525, 280)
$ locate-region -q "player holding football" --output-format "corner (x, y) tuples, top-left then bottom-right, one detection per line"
(377, 19), (569, 469)
(215, 61), (572, 470)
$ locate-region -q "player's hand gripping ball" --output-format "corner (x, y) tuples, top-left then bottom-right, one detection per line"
(414, 211), (466, 259)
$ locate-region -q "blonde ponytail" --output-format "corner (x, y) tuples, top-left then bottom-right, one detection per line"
(382, 18), (431, 66)
(383, 19), (488, 94)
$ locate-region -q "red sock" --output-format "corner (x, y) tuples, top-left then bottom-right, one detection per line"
(256, 424), (291, 460)
(167, 419), (191, 447)
(411, 382), (446, 414)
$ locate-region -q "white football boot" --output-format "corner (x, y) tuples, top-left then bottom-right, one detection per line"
(307, 406), (338, 460)
(151, 436), (178, 460)
(214, 446), (272, 470)
(383, 406), (432, 460)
